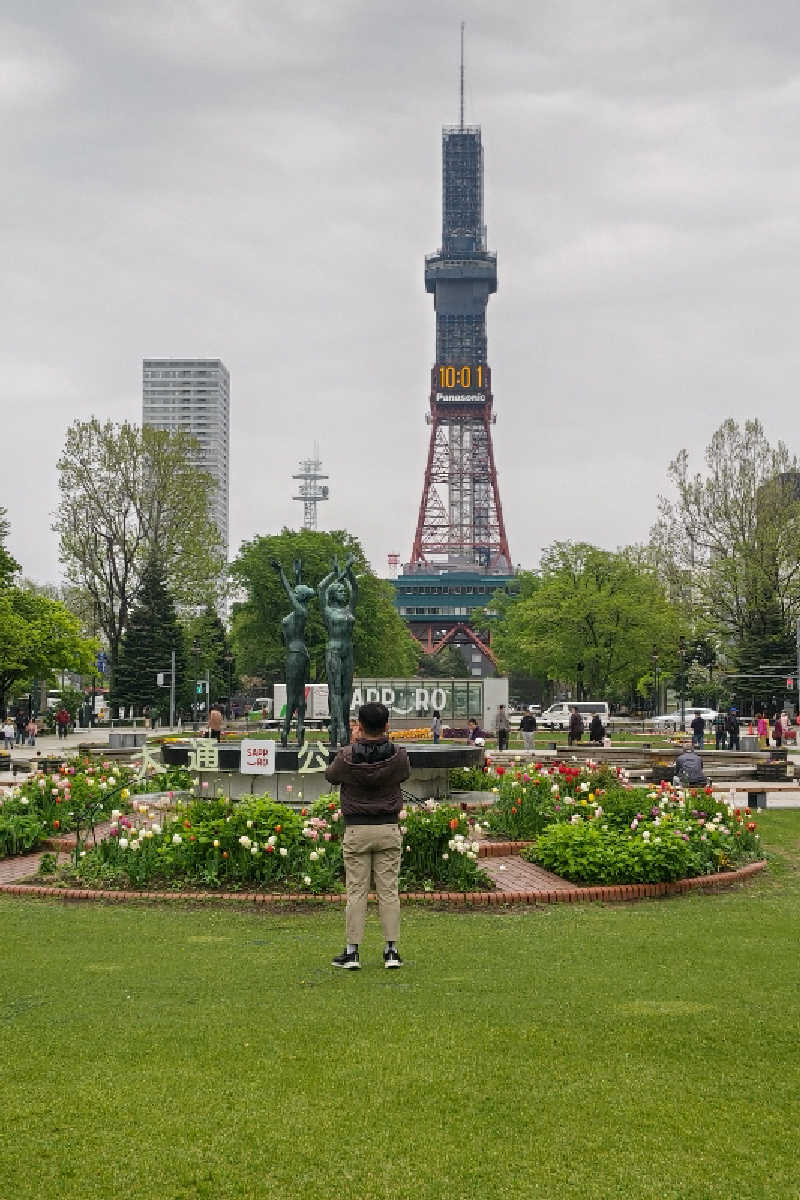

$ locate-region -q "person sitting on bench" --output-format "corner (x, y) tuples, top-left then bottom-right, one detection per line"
(674, 740), (706, 787)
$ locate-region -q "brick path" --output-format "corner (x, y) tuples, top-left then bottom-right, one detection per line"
(0, 820), (112, 886)
(480, 854), (575, 893)
(0, 851), (59, 884)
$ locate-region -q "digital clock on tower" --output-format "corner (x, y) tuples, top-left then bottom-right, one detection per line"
(437, 364), (486, 391)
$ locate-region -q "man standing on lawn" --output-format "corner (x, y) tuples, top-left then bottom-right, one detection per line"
(325, 701), (410, 970)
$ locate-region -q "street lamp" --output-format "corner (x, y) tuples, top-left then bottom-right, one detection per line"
(652, 645), (659, 717)
(191, 639), (202, 730)
(576, 661), (584, 703)
(679, 636), (687, 732)
(223, 652), (234, 718)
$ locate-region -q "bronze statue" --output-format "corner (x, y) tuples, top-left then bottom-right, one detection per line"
(318, 554), (358, 747)
(272, 558), (315, 746)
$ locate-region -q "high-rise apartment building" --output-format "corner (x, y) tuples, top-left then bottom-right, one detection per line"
(142, 358), (230, 560)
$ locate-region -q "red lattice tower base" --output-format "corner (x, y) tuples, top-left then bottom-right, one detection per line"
(411, 365), (511, 571)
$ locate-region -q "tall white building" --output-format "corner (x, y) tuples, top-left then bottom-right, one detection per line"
(142, 358), (230, 560)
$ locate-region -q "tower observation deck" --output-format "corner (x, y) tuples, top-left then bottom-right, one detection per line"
(409, 116), (511, 574)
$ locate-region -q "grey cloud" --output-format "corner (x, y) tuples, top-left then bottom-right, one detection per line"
(2, 0), (800, 584)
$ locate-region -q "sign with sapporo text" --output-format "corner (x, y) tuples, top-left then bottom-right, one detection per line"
(240, 739), (276, 775)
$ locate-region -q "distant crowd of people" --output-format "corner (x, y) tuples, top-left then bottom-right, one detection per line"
(2, 715), (38, 750)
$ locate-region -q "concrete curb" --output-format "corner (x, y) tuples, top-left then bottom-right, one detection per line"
(0, 860), (766, 907)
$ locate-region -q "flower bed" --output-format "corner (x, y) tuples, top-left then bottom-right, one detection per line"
(0, 756), (194, 854)
(478, 756), (761, 883)
(40, 793), (493, 895)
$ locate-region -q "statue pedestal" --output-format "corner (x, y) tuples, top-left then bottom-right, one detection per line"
(159, 741), (485, 810)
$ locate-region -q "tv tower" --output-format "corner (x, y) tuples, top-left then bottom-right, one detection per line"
(292, 446), (329, 530)
(410, 24), (511, 571)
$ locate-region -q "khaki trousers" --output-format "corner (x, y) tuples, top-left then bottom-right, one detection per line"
(342, 823), (402, 946)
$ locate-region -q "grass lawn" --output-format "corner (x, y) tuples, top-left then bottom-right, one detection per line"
(2, 814), (799, 1200)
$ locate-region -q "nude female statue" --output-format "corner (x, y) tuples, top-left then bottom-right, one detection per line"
(318, 554), (358, 747)
(271, 558), (315, 746)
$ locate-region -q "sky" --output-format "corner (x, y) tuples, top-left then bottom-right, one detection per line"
(3, 0), (800, 583)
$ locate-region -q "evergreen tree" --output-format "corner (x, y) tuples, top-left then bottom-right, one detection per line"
(112, 558), (188, 720)
(187, 604), (238, 707)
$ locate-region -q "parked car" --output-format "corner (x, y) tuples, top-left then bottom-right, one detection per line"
(652, 707), (718, 727)
(538, 701), (610, 730)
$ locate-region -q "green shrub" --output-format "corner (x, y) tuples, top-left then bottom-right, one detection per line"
(525, 806), (762, 884)
(0, 813), (45, 858)
(449, 766), (493, 792)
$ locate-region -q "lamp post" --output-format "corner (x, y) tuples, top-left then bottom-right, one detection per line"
(223, 652), (234, 718)
(576, 661), (584, 703)
(191, 639), (202, 730)
(652, 645), (659, 717)
(679, 636), (687, 732)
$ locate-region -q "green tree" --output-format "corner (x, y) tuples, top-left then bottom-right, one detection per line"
(231, 529), (419, 683)
(0, 586), (97, 715)
(0, 506), (20, 588)
(187, 604), (238, 707)
(54, 419), (224, 687)
(417, 646), (471, 677)
(652, 418), (800, 676)
(489, 543), (683, 703)
(112, 558), (189, 721)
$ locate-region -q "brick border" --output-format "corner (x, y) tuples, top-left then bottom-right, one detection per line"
(0, 860), (766, 907)
(478, 840), (532, 857)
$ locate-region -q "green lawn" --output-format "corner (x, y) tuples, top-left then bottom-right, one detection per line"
(2, 813), (799, 1200)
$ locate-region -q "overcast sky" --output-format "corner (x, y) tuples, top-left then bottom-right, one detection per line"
(4, 0), (800, 583)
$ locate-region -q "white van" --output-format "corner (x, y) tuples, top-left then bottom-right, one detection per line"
(538, 701), (610, 730)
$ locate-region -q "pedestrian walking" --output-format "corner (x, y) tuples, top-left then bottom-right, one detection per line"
(520, 710), (537, 752)
(756, 713), (768, 749)
(26, 717), (37, 747)
(690, 710), (705, 750)
(494, 704), (510, 752)
(430, 709), (442, 744)
(15, 712), (26, 746)
(208, 706), (223, 742)
(568, 706), (584, 746)
(55, 707), (70, 739)
(588, 713), (605, 744)
(714, 711), (727, 750)
(773, 714), (783, 748)
(325, 701), (410, 971)
(725, 710), (740, 751)
(2, 719), (14, 751)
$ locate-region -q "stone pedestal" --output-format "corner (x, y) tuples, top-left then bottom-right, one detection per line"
(159, 741), (485, 809)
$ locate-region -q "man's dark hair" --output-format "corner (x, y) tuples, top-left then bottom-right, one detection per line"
(358, 701), (390, 735)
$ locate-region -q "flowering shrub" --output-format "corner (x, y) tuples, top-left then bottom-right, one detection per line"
(398, 802), (491, 892)
(523, 790), (761, 884)
(0, 758), (192, 849)
(65, 795), (341, 892)
(53, 791), (494, 894)
(482, 761), (618, 840)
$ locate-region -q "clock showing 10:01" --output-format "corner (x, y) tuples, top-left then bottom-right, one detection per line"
(436, 363), (487, 391)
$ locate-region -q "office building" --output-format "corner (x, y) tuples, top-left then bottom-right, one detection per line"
(142, 358), (230, 561)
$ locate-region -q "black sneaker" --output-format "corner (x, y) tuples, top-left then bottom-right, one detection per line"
(383, 947), (403, 969)
(331, 948), (360, 970)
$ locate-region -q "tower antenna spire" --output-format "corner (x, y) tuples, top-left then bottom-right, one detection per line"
(459, 20), (465, 129)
